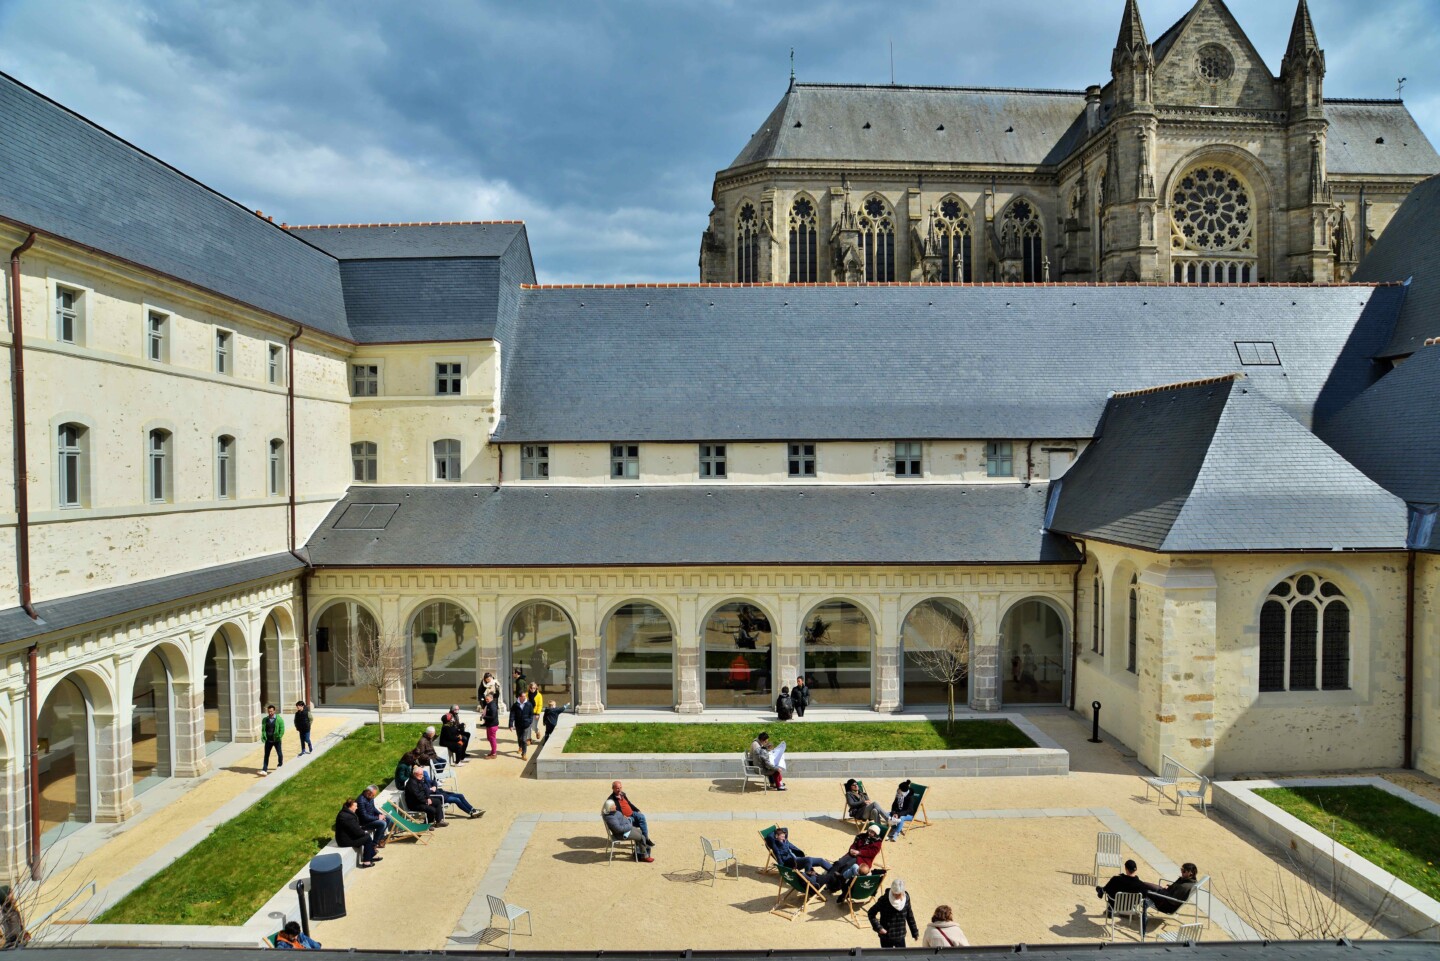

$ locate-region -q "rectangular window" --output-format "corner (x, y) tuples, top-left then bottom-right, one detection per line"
(520, 444), (549, 480)
(216, 436), (235, 499)
(788, 442), (816, 478)
(894, 441), (922, 478)
(268, 440), (284, 496)
(1235, 341), (1281, 366)
(986, 441), (1013, 477)
(215, 331), (232, 375)
(147, 430), (170, 503)
(55, 286), (81, 344)
(699, 443), (727, 479)
(610, 444), (639, 479)
(434, 439), (461, 481)
(58, 423), (84, 508)
(147, 311), (168, 362)
(267, 344), (285, 385)
(351, 364), (379, 397)
(351, 442), (378, 483)
(435, 362), (462, 395)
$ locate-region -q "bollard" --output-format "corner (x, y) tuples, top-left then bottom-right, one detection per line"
(1089, 701), (1103, 743)
(293, 878), (311, 936)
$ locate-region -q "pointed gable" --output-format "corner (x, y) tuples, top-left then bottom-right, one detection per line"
(1151, 0), (1281, 111)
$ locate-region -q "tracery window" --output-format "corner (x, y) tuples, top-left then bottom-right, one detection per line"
(736, 202), (760, 283)
(1259, 573), (1350, 693)
(1196, 44), (1234, 84)
(1091, 571), (1105, 655)
(788, 196), (818, 283)
(1004, 200), (1045, 283)
(1171, 164), (1256, 284)
(857, 195), (896, 282)
(1126, 574), (1138, 674)
(936, 196), (972, 283)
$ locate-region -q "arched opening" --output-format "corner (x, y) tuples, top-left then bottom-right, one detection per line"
(1001, 599), (1067, 705)
(936, 196), (973, 283)
(409, 600), (477, 707)
(1259, 573), (1351, 693)
(901, 598), (973, 708)
(603, 602), (675, 708)
(1170, 162), (1257, 284)
(704, 601), (773, 708)
(1002, 200), (1045, 282)
(507, 602), (574, 702)
(802, 600), (872, 706)
(259, 614), (283, 711)
(313, 601), (379, 706)
(736, 202), (760, 283)
(203, 627), (241, 752)
(858, 195), (896, 282)
(38, 676), (93, 844)
(788, 195), (818, 283)
(131, 647), (177, 795)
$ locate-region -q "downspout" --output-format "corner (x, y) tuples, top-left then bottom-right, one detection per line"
(1069, 539), (1086, 712)
(1403, 550), (1416, 769)
(285, 328), (312, 702)
(496, 446), (504, 485)
(27, 646), (41, 880)
(1025, 440), (1034, 485)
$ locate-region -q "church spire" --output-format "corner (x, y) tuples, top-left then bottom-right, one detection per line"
(1115, 0), (1149, 54)
(1281, 0), (1324, 113)
(1111, 0), (1154, 111)
(1283, 0), (1321, 66)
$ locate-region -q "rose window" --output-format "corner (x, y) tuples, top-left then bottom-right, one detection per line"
(1197, 44), (1233, 83)
(1170, 163), (1257, 284)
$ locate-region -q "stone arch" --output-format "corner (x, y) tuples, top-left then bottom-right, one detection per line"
(504, 600), (577, 704)
(405, 597), (480, 708)
(735, 199), (761, 283)
(934, 194), (974, 283)
(998, 595), (1070, 706)
(36, 667), (117, 843)
(701, 597), (779, 708)
(310, 598), (381, 707)
(857, 193), (897, 282)
(1109, 560), (1141, 675)
(899, 596), (977, 709)
(601, 598), (677, 709)
(800, 597), (875, 707)
(203, 622), (246, 748)
(999, 196), (1046, 283)
(787, 192), (820, 283)
(129, 642), (188, 791)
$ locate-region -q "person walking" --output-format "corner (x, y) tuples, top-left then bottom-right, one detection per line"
(868, 879), (919, 948)
(260, 704), (285, 776)
(509, 690), (535, 760)
(481, 691), (500, 758)
(293, 700), (314, 756)
(528, 682), (545, 744)
(922, 905), (969, 947)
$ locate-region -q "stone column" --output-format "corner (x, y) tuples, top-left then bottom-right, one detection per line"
(675, 594), (703, 714)
(971, 593), (1002, 711)
(574, 595), (604, 714)
(1138, 563), (1218, 775)
(230, 648), (260, 743)
(0, 748), (23, 888)
(873, 596), (901, 712)
(475, 594), (501, 706)
(171, 678), (210, 778)
(773, 594), (801, 700)
(92, 708), (138, 823)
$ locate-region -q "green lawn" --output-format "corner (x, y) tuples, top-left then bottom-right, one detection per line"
(563, 720), (1034, 754)
(99, 723), (425, 926)
(1254, 785), (1440, 902)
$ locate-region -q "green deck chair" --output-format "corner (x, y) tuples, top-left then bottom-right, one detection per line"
(381, 800), (431, 844)
(841, 871), (887, 928)
(907, 782), (932, 831)
(861, 822), (890, 869)
(758, 824), (778, 874)
(840, 779), (870, 826)
(770, 866), (826, 921)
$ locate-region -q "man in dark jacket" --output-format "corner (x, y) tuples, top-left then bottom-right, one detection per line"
(509, 691), (535, 760)
(767, 826), (831, 878)
(334, 798), (380, 866)
(357, 785), (390, 848)
(1141, 863), (1199, 925)
(887, 781), (920, 840)
(867, 878), (918, 948)
(440, 707), (469, 764)
(541, 701), (567, 742)
(792, 676), (811, 717)
(293, 700), (314, 756)
(775, 686), (794, 721)
(416, 727), (444, 771)
(402, 765), (449, 826)
(512, 667), (528, 699)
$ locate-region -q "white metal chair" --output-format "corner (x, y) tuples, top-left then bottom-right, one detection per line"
(603, 814), (642, 864)
(700, 836), (738, 886)
(486, 894), (531, 950)
(1093, 831), (1124, 883)
(1175, 776), (1209, 816)
(1142, 757), (1180, 804)
(1104, 891), (1145, 942)
(1157, 922), (1204, 944)
(739, 753), (770, 792)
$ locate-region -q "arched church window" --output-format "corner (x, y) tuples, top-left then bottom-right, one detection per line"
(937, 196), (972, 283)
(1171, 164), (1256, 284)
(736, 202), (760, 283)
(788, 196), (818, 283)
(857, 195), (896, 282)
(1259, 573), (1350, 693)
(1003, 200), (1045, 283)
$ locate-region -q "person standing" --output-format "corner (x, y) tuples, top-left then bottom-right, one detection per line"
(792, 676), (810, 717)
(509, 690), (535, 760)
(293, 700), (313, 756)
(922, 905), (969, 947)
(478, 671), (501, 710)
(527, 682), (545, 744)
(512, 667), (528, 700)
(867, 879), (919, 948)
(260, 704), (285, 776)
(481, 691), (500, 758)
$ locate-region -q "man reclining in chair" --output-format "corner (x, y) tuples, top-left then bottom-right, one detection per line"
(1139, 862), (1199, 926)
(844, 779), (888, 824)
(826, 824), (885, 892)
(767, 826), (832, 881)
(603, 799), (655, 863)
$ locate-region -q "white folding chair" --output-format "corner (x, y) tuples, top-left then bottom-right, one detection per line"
(1158, 922), (1204, 944)
(1142, 757), (1180, 804)
(739, 753), (769, 792)
(1093, 831), (1124, 883)
(1105, 891), (1145, 942)
(1175, 776), (1209, 816)
(486, 894), (532, 950)
(700, 836), (738, 886)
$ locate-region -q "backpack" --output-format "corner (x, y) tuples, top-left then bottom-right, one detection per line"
(777, 695), (794, 720)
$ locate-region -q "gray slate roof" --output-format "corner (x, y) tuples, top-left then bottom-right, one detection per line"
(1351, 174), (1440, 358)
(0, 552), (303, 646)
(0, 72), (349, 341)
(1048, 377), (1408, 552)
(1325, 102), (1440, 176)
(305, 484), (1079, 567)
(491, 284), (1404, 444)
(289, 223), (528, 260)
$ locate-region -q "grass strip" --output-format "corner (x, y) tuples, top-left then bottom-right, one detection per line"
(1254, 785), (1440, 902)
(563, 720), (1034, 754)
(98, 723), (426, 926)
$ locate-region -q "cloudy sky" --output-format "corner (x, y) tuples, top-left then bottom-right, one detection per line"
(2, 0), (1436, 283)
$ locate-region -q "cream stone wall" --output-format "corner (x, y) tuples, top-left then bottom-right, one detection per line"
(1416, 551), (1440, 778)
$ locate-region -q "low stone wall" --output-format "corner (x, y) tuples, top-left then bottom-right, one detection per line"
(535, 713), (1069, 780)
(1212, 777), (1440, 939)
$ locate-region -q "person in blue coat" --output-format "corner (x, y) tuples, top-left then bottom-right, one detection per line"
(356, 785), (390, 849)
(508, 691), (535, 760)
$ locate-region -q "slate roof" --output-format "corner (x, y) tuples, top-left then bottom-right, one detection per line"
(1325, 102), (1440, 177)
(0, 71), (350, 341)
(491, 284), (1404, 444)
(289, 222), (528, 260)
(1351, 174), (1440, 358)
(1048, 376), (1408, 552)
(0, 552), (304, 647)
(305, 484), (1079, 568)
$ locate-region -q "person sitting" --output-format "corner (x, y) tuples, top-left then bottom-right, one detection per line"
(416, 726), (444, 771)
(1095, 859), (1148, 912)
(607, 781), (654, 847)
(887, 780), (920, 840)
(439, 708), (469, 764)
(1140, 862), (1199, 925)
(402, 765), (450, 826)
(767, 826), (831, 878)
(828, 824), (884, 890)
(334, 798), (380, 868)
(748, 731), (785, 790)
(394, 749), (421, 790)
(775, 686), (794, 721)
(274, 920), (321, 949)
(922, 904), (969, 948)
(356, 784), (390, 849)
(844, 778), (888, 823)
(602, 799), (654, 863)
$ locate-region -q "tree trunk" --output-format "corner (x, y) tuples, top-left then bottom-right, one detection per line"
(947, 680), (956, 733)
(376, 694), (386, 743)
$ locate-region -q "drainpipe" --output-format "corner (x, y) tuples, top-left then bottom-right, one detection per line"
(284, 328), (313, 703)
(496, 446), (504, 485)
(1025, 440), (1035, 486)
(1404, 550), (1416, 768)
(1069, 540), (1085, 711)
(27, 646), (41, 879)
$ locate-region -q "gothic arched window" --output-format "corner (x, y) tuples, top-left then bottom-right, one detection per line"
(736, 202), (760, 283)
(937, 196), (972, 283)
(857, 195), (896, 282)
(1171, 163), (1256, 284)
(1259, 573), (1350, 693)
(1004, 200), (1045, 283)
(788, 196), (818, 283)
(1091, 570), (1105, 655)
(1126, 574), (1138, 674)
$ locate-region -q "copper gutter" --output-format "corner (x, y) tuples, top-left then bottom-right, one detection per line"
(1069, 539), (1085, 712)
(284, 328), (313, 702)
(1403, 550), (1415, 768)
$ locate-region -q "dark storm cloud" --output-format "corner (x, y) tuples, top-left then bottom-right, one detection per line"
(1, 0), (1435, 282)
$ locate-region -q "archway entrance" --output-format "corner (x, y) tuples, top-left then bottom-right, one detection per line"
(37, 676), (92, 844)
(507, 602), (574, 703)
(703, 601), (773, 708)
(603, 603), (675, 708)
(259, 614), (283, 711)
(1001, 599), (1067, 704)
(409, 600), (477, 707)
(203, 629), (239, 752)
(314, 601), (378, 706)
(131, 648), (175, 795)
(901, 599), (973, 709)
(802, 600), (872, 707)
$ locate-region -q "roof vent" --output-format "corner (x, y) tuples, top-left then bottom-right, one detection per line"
(794, 121), (803, 128)
(936, 124), (945, 131)
(1005, 126), (1014, 133)
(863, 122), (872, 129)
(1376, 137), (1385, 144)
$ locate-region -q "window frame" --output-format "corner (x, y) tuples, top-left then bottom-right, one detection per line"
(610, 443), (639, 480)
(268, 438), (285, 496)
(699, 443), (727, 479)
(1091, 570), (1105, 655)
(351, 441), (378, 483)
(434, 361), (463, 396)
(53, 283), (84, 345)
(1258, 573), (1352, 693)
(433, 438), (462, 482)
(57, 422), (87, 509)
(146, 428), (173, 504)
(350, 362), (380, 397)
(986, 441), (1014, 478)
(520, 444), (550, 480)
(787, 442), (817, 478)
(267, 343), (286, 386)
(1126, 574), (1138, 674)
(145, 308), (170, 364)
(214, 329), (234, 376)
(894, 441), (923, 478)
(215, 434), (236, 500)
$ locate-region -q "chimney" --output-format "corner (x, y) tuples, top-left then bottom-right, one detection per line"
(1085, 86), (1104, 135)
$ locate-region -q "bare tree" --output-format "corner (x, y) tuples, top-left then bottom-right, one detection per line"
(352, 618), (405, 743)
(906, 603), (972, 732)
(3, 856), (99, 949)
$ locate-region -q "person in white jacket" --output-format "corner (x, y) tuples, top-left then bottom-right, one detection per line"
(922, 905), (970, 948)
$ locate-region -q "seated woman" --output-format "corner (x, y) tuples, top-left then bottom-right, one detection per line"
(333, 798), (379, 868)
(844, 779), (888, 823)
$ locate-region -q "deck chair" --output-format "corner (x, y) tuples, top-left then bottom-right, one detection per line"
(905, 782), (932, 830)
(863, 824), (890, 870)
(739, 753), (770, 792)
(381, 800), (431, 844)
(1156, 875), (1212, 928)
(840, 871), (886, 928)
(770, 866), (826, 921)
(1104, 891), (1145, 942)
(1157, 922), (1204, 944)
(758, 824), (779, 874)
(840, 780), (869, 826)
(700, 837), (738, 886)
(1093, 831), (1123, 883)
(1142, 757), (1180, 804)
(486, 894), (531, 951)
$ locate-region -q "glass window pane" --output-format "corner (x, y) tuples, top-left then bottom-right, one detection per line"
(704, 602), (772, 707)
(803, 601), (872, 706)
(605, 603), (674, 707)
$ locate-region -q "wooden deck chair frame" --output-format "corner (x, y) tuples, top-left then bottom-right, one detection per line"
(906, 782), (932, 830)
(841, 871), (886, 928)
(758, 824), (779, 874)
(770, 866), (826, 921)
(840, 779), (869, 827)
(381, 800), (431, 844)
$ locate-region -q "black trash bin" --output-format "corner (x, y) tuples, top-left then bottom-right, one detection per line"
(308, 852), (346, 921)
